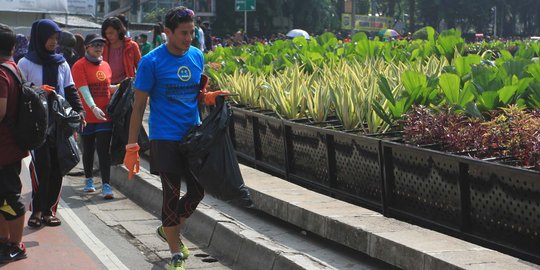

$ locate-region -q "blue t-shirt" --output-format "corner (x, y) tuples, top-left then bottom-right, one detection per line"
(134, 45), (204, 141)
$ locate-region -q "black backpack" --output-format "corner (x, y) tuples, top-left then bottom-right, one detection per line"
(0, 63), (48, 150)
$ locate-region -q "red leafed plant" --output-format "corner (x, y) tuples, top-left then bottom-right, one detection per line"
(443, 114), (485, 155)
(402, 105), (540, 170)
(402, 105), (447, 146)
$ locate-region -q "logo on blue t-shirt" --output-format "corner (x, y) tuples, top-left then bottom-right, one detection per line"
(177, 66), (191, 81)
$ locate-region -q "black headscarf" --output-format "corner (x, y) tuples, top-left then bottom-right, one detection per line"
(25, 19), (65, 89)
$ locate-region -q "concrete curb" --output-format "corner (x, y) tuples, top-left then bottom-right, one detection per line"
(239, 165), (539, 270)
(109, 164), (336, 270)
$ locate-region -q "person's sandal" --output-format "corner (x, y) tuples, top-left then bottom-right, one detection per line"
(27, 214), (42, 228)
(42, 215), (62, 227)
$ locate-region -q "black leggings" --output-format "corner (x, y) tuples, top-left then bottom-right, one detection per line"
(81, 131), (112, 184)
(160, 170), (204, 227)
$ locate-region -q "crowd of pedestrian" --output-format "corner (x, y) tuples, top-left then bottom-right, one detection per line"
(0, 6), (225, 270)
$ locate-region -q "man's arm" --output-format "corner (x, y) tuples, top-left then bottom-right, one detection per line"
(127, 89), (149, 144)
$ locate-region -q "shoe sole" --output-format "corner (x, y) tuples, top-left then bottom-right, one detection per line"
(0, 254), (27, 264)
(103, 195), (114, 200)
(84, 189), (96, 192)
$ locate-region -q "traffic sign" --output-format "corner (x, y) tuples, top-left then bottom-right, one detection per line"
(235, 0), (255, 12)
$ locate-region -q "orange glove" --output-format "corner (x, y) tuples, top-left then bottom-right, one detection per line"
(204, 90), (230, 106)
(41, 84), (55, 93)
(124, 143), (140, 180)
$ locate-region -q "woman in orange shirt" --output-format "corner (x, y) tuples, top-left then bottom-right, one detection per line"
(101, 17), (140, 84)
(72, 33), (118, 199)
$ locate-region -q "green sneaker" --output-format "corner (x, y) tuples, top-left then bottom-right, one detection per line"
(167, 254), (185, 270)
(157, 225), (190, 259)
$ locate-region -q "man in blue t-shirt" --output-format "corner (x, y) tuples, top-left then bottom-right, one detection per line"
(123, 6), (227, 270)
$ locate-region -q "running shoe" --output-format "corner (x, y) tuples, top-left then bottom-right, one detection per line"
(83, 178), (96, 192)
(167, 254), (184, 270)
(157, 225), (189, 259)
(0, 243), (27, 263)
(102, 183), (114, 199)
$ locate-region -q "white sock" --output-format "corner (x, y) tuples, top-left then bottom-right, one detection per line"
(171, 252), (183, 259)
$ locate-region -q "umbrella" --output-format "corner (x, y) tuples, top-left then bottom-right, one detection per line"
(379, 29), (400, 39)
(286, 29), (310, 40)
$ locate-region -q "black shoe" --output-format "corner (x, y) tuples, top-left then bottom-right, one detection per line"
(0, 243), (27, 263)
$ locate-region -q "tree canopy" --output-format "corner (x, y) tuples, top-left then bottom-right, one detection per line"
(209, 0), (540, 37)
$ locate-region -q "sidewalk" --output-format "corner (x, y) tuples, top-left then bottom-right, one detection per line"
(109, 159), (540, 270)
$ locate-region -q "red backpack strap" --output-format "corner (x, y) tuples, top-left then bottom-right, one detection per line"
(0, 62), (23, 85)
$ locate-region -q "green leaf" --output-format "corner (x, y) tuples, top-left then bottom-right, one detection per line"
(454, 54), (482, 78)
(377, 76), (396, 105)
(439, 73), (461, 104)
(464, 102), (483, 118)
(479, 91), (499, 110)
(372, 101), (393, 126)
(460, 81), (476, 106)
(498, 85), (518, 104)
(526, 62), (540, 82)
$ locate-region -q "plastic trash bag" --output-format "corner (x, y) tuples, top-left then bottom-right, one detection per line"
(179, 97), (254, 207)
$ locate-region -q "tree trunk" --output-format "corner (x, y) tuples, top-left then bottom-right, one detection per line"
(408, 0), (415, 32)
(388, 0), (396, 17)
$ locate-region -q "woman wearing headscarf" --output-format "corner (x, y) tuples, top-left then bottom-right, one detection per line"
(13, 34), (28, 63)
(17, 19), (84, 228)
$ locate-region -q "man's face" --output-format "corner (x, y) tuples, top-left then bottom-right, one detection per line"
(165, 21), (194, 55)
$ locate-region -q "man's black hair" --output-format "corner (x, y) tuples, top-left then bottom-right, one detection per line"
(101, 17), (127, 41)
(140, 33), (148, 39)
(164, 6), (194, 33)
(0, 23), (16, 57)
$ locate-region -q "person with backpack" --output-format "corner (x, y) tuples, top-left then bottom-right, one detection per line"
(72, 33), (117, 199)
(123, 6), (227, 270)
(0, 23), (28, 264)
(17, 19), (84, 228)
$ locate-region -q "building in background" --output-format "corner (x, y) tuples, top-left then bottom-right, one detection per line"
(96, 0), (215, 23)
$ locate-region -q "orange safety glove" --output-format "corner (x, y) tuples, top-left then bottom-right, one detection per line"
(124, 143), (140, 180)
(41, 84), (55, 93)
(203, 90), (230, 106)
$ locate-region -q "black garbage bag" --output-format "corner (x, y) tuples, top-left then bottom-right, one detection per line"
(179, 97), (253, 207)
(107, 78), (150, 165)
(48, 91), (81, 176)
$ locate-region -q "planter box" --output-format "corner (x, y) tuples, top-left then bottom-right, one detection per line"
(230, 107), (256, 161)
(464, 159), (540, 258)
(254, 114), (286, 176)
(285, 121), (330, 187)
(331, 130), (383, 209)
(382, 141), (463, 230)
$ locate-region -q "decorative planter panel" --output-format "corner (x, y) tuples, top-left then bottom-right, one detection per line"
(255, 114), (286, 175)
(465, 159), (540, 256)
(332, 131), (383, 207)
(383, 142), (462, 229)
(285, 122), (329, 187)
(231, 107), (256, 161)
